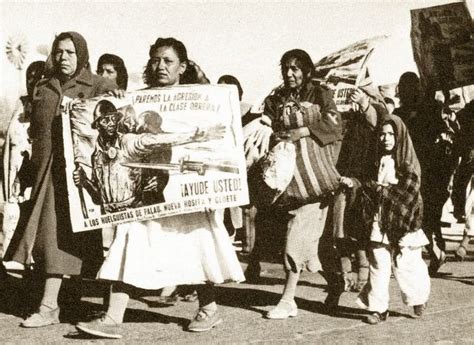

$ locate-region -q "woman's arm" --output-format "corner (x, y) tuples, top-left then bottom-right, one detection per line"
(305, 85), (342, 146)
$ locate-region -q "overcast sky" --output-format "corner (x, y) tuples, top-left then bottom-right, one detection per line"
(1, 0), (471, 110)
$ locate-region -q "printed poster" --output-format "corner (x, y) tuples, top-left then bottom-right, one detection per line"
(313, 36), (386, 112)
(411, 2), (474, 90)
(62, 84), (249, 232)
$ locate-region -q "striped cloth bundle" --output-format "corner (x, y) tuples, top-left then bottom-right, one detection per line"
(277, 101), (340, 204)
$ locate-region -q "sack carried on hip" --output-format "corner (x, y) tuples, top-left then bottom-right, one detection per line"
(248, 141), (296, 208)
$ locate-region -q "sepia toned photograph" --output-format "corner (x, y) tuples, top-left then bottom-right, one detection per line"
(0, 0), (473, 343)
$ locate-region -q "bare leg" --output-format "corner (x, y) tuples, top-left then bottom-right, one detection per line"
(21, 275), (62, 327)
(74, 283), (128, 338)
(281, 270), (300, 302)
(266, 270), (299, 319)
(40, 275), (62, 311)
(106, 283), (131, 324)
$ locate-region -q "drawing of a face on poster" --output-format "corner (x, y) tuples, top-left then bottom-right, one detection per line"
(136, 111), (164, 134)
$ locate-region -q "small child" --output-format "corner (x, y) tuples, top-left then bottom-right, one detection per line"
(356, 116), (430, 324)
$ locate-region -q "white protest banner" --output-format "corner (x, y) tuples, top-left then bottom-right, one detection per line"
(313, 36), (386, 112)
(62, 84), (249, 232)
(411, 2), (474, 90)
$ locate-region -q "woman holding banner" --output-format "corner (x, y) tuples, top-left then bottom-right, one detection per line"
(249, 49), (343, 319)
(5, 32), (116, 328)
(74, 37), (244, 339)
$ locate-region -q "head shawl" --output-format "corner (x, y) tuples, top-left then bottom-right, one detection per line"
(378, 114), (421, 176)
(47, 31), (90, 78)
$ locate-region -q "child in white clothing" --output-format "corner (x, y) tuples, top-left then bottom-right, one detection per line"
(356, 116), (430, 324)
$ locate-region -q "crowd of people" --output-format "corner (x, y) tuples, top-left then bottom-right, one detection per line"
(0, 30), (472, 339)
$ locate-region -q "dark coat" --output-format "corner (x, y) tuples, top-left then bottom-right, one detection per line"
(6, 68), (116, 276)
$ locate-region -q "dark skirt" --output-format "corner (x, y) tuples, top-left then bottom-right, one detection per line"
(6, 155), (102, 277)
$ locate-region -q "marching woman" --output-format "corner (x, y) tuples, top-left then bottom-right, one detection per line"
(74, 37), (244, 339)
(354, 114), (430, 324)
(249, 49), (343, 319)
(5, 32), (116, 327)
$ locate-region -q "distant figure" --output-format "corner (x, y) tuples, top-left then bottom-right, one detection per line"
(217, 75), (249, 243)
(2, 60), (45, 257)
(3, 61), (45, 203)
(394, 71), (458, 276)
(393, 72), (421, 132)
(97, 53), (128, 90)
(217, 74), (251, 116)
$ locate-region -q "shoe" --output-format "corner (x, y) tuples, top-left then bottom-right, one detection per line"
(366, 311), (389, 325)
(413, 303), (427, 318)
(76, 314), (122, 339)
(21, 306), (60, 328)
(187, 309), (223, 332)
(265, 299), (298, 319)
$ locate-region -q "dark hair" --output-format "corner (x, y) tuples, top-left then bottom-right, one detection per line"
(379, 120), (398, 155)
(27, 60), (46, 77)
(144, 37), (202, 87)
(280, 49), (315, 86)
(26, 60), (46, 93)
(398, 72), (421, 108)
(97, 53), (128, 90)
(217, 75), (243, 100)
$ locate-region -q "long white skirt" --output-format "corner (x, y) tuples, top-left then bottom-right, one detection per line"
(97, 210), (244, 290)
